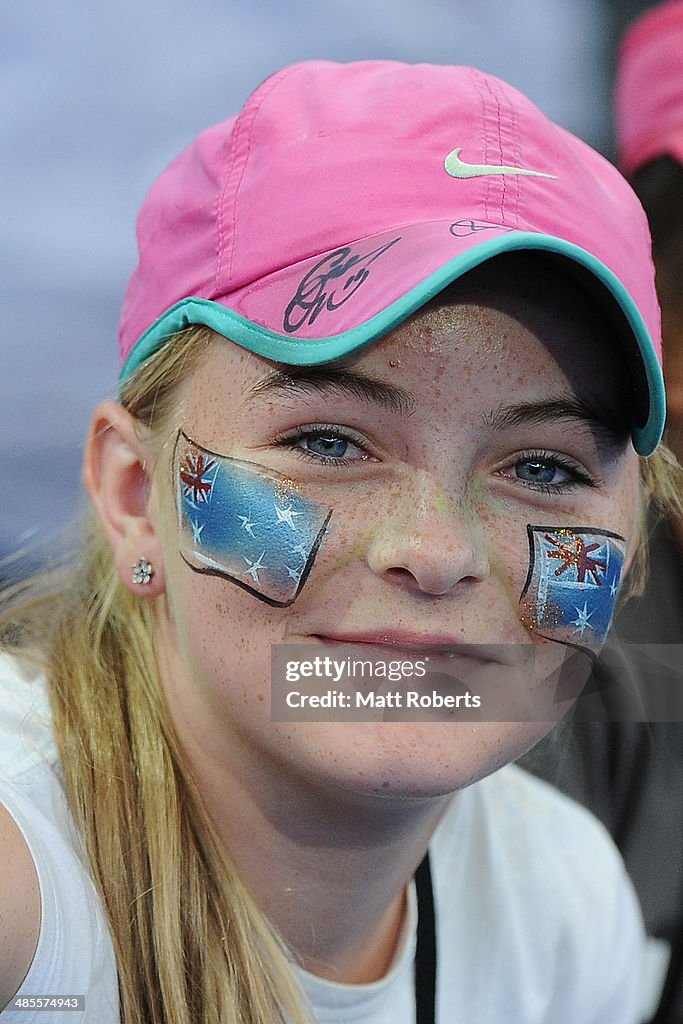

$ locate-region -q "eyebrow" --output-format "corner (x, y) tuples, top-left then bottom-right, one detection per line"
(247, 366), (416, 416)
(483, 396), (630, 448)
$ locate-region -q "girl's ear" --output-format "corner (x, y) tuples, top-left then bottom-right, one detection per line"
(82, 400), (166, 597)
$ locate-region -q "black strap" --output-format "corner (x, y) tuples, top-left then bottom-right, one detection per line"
(414, 851), (436, 1024)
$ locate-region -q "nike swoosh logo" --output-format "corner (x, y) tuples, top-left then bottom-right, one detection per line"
(445, 147), (557, 179)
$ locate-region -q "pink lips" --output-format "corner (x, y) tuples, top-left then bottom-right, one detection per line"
(314, 631), (527, 667)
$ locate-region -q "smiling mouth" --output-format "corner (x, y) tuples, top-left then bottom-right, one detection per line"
(312, 632), (528, 667)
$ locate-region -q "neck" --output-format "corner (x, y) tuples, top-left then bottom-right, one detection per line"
(174, 717), (448, 983)
(210, 750), (449, 982)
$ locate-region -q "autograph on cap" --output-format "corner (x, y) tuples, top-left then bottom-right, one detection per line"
(283, 237), (401, 334)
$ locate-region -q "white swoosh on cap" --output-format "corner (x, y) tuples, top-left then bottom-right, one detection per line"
(445, 147), (557, 179)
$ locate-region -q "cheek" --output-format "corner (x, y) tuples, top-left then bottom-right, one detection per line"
(175, 432), (332, 607)
(161, 566), (279, 732)
(520, 527), (626, 649)
(477, 459), (640, 652)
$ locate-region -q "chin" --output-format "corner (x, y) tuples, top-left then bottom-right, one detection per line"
(298, 719), (553, 801)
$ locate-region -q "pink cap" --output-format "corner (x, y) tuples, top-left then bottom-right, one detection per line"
(616, 0), (683, 176)
(120, 61), (665, 455)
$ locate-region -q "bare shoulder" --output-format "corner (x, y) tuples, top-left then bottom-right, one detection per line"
(0, 801), (41, 1010)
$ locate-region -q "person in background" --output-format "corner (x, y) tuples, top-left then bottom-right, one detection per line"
(523, 4), (683, 1021)
(617, 0), (683, 627)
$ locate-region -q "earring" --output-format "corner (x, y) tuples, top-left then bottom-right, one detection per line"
(131, 557), (154, 585)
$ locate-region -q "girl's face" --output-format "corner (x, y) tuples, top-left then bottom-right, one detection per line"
(149, 262), (641, 802)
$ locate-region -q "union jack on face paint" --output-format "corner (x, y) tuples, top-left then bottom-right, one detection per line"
(520, 525), (626, 648)
(174, 432), (332, 606)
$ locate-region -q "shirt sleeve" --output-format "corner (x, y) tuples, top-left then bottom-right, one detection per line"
(0, 781), (119, 1024)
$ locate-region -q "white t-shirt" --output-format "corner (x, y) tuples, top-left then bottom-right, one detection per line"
(0, 654), (644, 1023)
(0, 656), (119, 1022)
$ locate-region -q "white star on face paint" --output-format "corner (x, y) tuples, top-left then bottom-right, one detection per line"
(285, 565), (302, 582)
(610, 579), (618, 597)
(275, 505), (304, 530)
(289, 541), (309, 558)
(571, 602), (594, 634)
(190, 519), (205, 544)
(243, 551), (268, 582)
(238, 514), (257, 537)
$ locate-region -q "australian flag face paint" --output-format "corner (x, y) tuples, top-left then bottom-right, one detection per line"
(174, 432), (332, 606)
(520, 526), (626, 649)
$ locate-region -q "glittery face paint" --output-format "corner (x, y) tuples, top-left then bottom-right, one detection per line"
(520, 526), (626, 648)
(173, 431), (332, 606)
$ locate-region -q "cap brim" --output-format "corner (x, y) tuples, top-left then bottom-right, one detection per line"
(120, 223), (665, 456)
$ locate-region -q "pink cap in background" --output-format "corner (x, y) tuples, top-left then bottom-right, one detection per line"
(616, 0), (683, 176)
(119, 60), (665, 455)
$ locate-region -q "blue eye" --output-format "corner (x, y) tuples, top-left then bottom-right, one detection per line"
(277, 424), (371, 465)
(502, 450), (597, 494)
(304, 434), (352, 459)
(515, 459), (567, 485)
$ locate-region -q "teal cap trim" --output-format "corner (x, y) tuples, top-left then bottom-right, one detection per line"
(119, 232), (666, 456)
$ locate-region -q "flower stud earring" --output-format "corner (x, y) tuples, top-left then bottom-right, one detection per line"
(131, 557), (154, 585)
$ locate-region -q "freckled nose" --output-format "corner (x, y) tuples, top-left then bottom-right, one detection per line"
(366, 478), (490, 595)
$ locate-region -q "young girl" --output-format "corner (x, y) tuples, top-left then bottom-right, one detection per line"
(0, 60), (672, 1023)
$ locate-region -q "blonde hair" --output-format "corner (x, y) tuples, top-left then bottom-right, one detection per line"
(629, 439), (683, 597)
(1, 327), (309, 1024)
(1, 324), (681, 1023)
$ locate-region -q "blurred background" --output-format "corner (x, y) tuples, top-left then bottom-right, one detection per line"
(0, 0), (662, 576)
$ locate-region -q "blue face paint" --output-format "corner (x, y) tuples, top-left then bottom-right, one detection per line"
(520, 525), (626, 648)
(174, 432), (332, 606)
